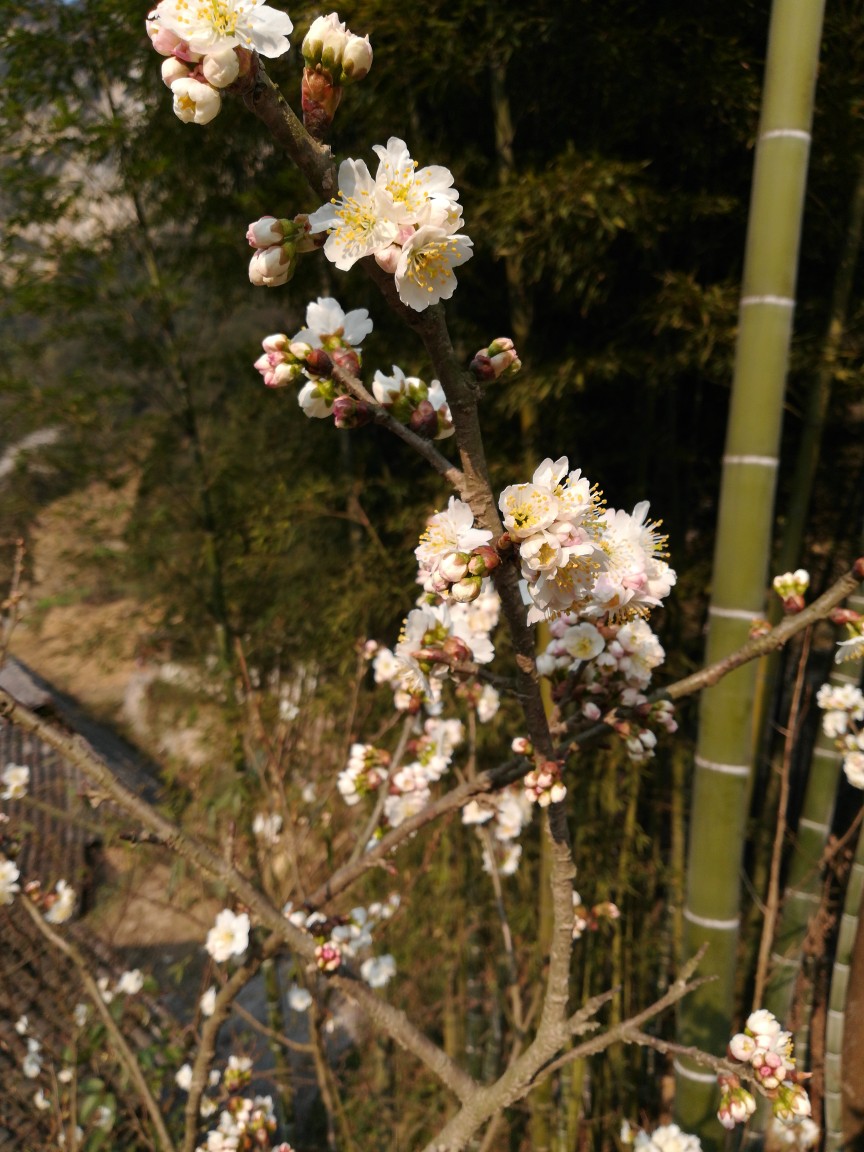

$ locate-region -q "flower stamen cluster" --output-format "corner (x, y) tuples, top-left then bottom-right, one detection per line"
(308, 137), (473, 311)
(499, 457), (676, 625)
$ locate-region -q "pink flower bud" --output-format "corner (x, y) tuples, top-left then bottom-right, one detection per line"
(511, 736), (532, 755)
(409, 399), (439, 439)
(332, 396), (373, 428)
(330, 346), (361, 377)
(161, 57), (190, 87)
(468, 545), (500, 576)
(441, 636), (472, 664)
(247, 216), (288, 248)
(305, 348), (334, 377)
(262, 333), (289, 354)
(469, 352), (496, 382)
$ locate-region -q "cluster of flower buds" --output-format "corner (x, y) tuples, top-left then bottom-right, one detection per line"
(301, 13), (373, 135)
(222, 1055), (253, 1094)
(147, 0), (282, 126)
(200, 1088), (279, 1151)
(1, 762), (28, 800)
(248, 214), (321, 287)
(572, 891), (621, 939)
(338, 744), (391, 806)
(462, 784), (533, 877)
(414, 497), (498, 604)
(254, 297), (375, 426)
(717, 1074), (757, 1130)
(816, 681), (864, 789)
(469, 337), (522, 382)
(284, 900), (397, 984)
(772, 569), (810, 614)
(523, 760), (567, 807)
(719, 1010), (811, 1130)
(315, 941), (342, 971)
(372, 366), (454, 440)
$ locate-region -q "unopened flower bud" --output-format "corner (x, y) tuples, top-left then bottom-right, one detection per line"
(441, 636), (471, 664)
(301, 67), (343, 137)
(332, 396), (373, 428)
(201, 47), (240, 87)
(330, 346), (361, 378)
(468, 544), (500, 576)
(288, 341), (313, 360)
(340, 33), (373, 82)
(469, 352), (496, 382)
(409, 399), (439, 439)
(161, 57), (190, 87)
(305, 348), (334, 377)
(249, 243), (295, 287)
(247, 216), (291, 249)
(511, 736), (532, 756)
(438, 552), (470, 583)
(450, 576), (483, 603)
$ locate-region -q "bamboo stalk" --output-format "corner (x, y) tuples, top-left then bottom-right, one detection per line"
(675, 0), (826, 1142)
(824, 825), (864, 1151)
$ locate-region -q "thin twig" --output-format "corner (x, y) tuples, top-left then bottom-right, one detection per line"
(20, 897), (176, 1152)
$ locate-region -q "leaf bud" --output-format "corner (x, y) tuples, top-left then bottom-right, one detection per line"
(408, 399), (439, 439)
(332, 396), (373, 428)
(305, 348), (334, 377)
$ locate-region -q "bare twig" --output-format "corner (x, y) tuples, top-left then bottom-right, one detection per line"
(20, 898), (176, 1152)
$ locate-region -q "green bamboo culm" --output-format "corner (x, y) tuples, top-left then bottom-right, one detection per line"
(763, 594), (864, 1041)
(674, 1), (826, 1144)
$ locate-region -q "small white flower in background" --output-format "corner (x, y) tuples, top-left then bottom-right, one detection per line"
(154, 0), (293, 58)
(33, 1088), (51, 1112)
(287, 984), (313, 1011)
(200, 1096), (218, 1118)
(14, 1014), (28, 1035)
(766, 1116), (820, 1150)
(45, 879), (76, 924)
(57, 1066), (74, 1084)
(97, 976), (114, 1004)
(360, 954), (396, 988)
(200, 986), (217, 1016)
(22, 1038), (41, 1079)
(634, 1123), (702, 1152)
(115, 968), (145, 996)
(171, 77), (221, 125)
(73, 1003), (88, 1027)
(94, 1104), (113, 1130)
(844, 750), (864, 789)
(205, 909), (251, 962)
(252, 812), (283, 844)
(175, 1063), (193, 1091)
(1, 763), (29, 800)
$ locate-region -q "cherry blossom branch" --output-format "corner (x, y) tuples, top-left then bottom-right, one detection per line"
(331, 363), (465, 488)
(664, 561), (863, 702)
(421, 955), (710, 1152)
(0, 686), (477, 1103)
(20, 896), (177, 1152)
(182, 932), (283, 1152)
